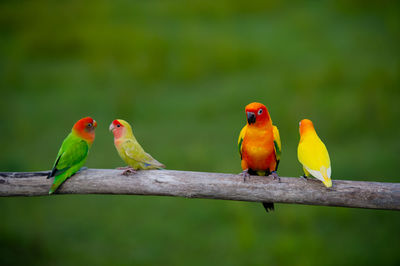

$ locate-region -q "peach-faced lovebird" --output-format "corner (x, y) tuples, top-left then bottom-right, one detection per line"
(109, 119), (165, 175)
(48, 117), (97, 194)
(238, 102), (281, 212)
(297, 119), (332, 187)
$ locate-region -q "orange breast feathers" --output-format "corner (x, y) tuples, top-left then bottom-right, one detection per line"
(241, 125), (277, 172)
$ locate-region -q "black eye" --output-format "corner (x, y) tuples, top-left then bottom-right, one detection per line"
(87, 123), (92, 127)
(117, 124), (120, 128)
(258, 109), (263, 115)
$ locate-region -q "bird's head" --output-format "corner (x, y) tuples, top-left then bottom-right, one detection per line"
(299, 119), (315, 136)
(72, 117), (97, 142)
(109, 119), (132, 139)
(245, 102), (270, 126)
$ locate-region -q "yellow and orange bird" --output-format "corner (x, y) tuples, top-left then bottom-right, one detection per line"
(238, 102), (281, 212)
(297, 119), (332, 187)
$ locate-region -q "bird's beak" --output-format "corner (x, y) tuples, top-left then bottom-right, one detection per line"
(93, 120), (98, 128)
(323, 178), (332, 188)
(247, 111), (256, 124)
(109, 123), (115, 132)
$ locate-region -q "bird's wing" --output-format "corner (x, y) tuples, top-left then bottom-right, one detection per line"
(304, 165), (331, 182)
(49, 136), (89, 178)
(238, 124), (247, 158)
(272, 125), (281, 164)
(298, 137), (331, 180)
(123, 139), (164, 167)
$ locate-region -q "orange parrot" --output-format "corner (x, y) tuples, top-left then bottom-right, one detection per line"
(238, 102), (281, 212)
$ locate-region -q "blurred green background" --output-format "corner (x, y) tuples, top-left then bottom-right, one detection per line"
(1, 0), (399, 265)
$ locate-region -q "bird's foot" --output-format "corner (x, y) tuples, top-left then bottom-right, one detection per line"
(77, 167), (88, 173)
(240, 170), (251, 182)
(122, 167), (137, 176)
(117, 166), (137, 176)
(270, 171), (281, 183)
(300, 174), (308, 180)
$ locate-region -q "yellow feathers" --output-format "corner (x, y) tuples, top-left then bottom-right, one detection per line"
(238, 124), (247, 156)
(272, 125), (281, 163)
(297, 119), (332, 188)
(110, 119), (165, 171)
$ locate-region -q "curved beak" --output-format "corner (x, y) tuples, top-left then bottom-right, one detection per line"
(109, 122), (115, 132)
(247, 111), (256, 124)
(93, 120), (98, 128)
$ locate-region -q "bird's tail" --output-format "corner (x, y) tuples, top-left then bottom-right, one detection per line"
(249, 169), (275, 213)
(321, 166), (332, 188)
(143, 162), (165, 170)
(49, 174), (68, 194)
(262, 202), (275, 212)
(144, 153), (166, 169)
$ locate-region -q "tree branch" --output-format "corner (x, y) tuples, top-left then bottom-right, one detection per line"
(0, 169), (399, 210)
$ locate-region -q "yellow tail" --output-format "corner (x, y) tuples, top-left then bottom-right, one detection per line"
(321, 166), (332, 188)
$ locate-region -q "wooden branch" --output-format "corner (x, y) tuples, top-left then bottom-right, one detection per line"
(0, 169), (399, 210)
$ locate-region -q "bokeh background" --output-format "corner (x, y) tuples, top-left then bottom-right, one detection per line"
(1, 1), (400, 265)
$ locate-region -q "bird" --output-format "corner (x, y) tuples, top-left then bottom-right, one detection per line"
(238, 102), (281, 212)
(48, 117), (97, 194)
(109, 119), (165, 175)
(297, 119), (332, 188)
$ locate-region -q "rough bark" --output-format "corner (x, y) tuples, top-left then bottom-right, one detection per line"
(0, 169), (399, 210)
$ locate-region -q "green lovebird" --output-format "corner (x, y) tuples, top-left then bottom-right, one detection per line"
(47, 117), (97, 194)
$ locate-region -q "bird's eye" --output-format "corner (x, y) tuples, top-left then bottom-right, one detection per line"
(87, 123), (92, 127)
(258, 109), (263, 115)
(116, 124), (121, 128)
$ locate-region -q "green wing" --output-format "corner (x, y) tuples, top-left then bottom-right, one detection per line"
(272, 125), (281, 170)
(238, 125), (247, 159)
(123, 139), (165, 168)
(48, 133), (89, 194)
(49, 134), (89, 178)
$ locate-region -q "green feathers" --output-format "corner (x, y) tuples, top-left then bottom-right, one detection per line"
(272, 125), (281, 170)
(237, 124), (247, 159)
(48, 132), (90, 194)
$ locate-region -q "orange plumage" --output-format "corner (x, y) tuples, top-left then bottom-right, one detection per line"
(238, 102), (281, 212)
(239, 102), (279, 175)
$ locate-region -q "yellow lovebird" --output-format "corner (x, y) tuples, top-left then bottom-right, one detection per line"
(297, 119), (332, 187)
(109, 119), (165, 175)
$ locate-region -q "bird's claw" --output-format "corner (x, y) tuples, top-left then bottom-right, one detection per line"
(240, 170), (251, 182)
(270, 171), (281, 183)
(117, 166), (137, 176)
(122, 168), (137, 176)
(76, 167), (88, 174)
(300, 175), (308, 180)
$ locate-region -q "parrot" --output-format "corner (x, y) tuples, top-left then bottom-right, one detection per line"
(48, 117), (97, 194)
(238, 102), (281, 212)
(297, 119), (332, 187)
(109, 119), (165, 175)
